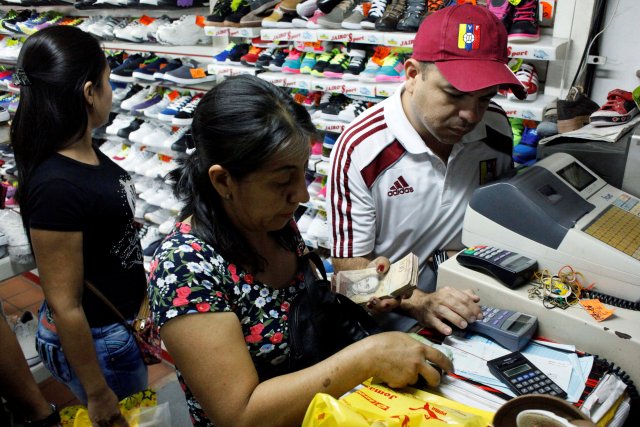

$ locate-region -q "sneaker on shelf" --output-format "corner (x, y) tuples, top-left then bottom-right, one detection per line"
(375, 52), (406, 82)
(322, 51), (350, 79)
(340, 48), (366, 80)
(227, 43), (251, 62)
(557, 92), (600, 133)
(317, 0), (356, 29)
(375, 0), (406, 32)
(14, 311), (40, 367)
(361, 0), (386, 29)
(155, 15), (210, 46)
(306, 8), (326, 28)
(106, 114), (135, 135)
(145, 208), (173, 225)
(172, 94), (203, 126)
(508, 62), (538, 101)
(337, 99), (371, 122)
(310, 47), (340, 77)
(267, 48), (289, 71)
(536, 100), (558, 138)
(132, 57), (169, 81)
(240, 0), (280, 27)
(487, 0), (513, 30)
(396, 0), (427, 32)
(282, 49), (304, 74)
(153, 59), (183, 80)
(321, 94), (351, 120)
(297, 0), (318, 16)
(359, 45), (390, 82)
(310, 139), (323, 159)
(157, 94), (192, 122)
(130, 90), (165, 115)
(143, 93), (172, 119)
(240, 45), (265, 66)
(589, 89), (640, 127)
(117, 118), (145, 139)
(158, 217), (177, 235)
(110, 54), (147, 83)
(161, 127), (191, 151)
(223, 0), (252, 27)
(320, 132), (338, 161)
(341, 3), (365, 29)
(213, 42), (237, 63)
(262, 7), (297, 28)
(296, 207), (317, 233)
(255, 46), (278, 70)
(120, 85), (155, 110)
(140, 225), (163, 250)
(206, 0), (233, 26)
(300, 52), (318, 74)
(508, 0), (539, 43)
(307, 209), (328, 240)
(170, 130), (191, 152)
(164, 62), (215, 85)
(129, 122), (155, 144)
(509, 117), (523, 146)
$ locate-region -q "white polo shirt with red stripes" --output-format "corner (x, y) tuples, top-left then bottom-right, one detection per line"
(328, 85), (513, 291)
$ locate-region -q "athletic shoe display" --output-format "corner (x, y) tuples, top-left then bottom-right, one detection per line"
(508, 62), (538, 101)
(508, 0), (539, 42)
(590, 89), (640, 127)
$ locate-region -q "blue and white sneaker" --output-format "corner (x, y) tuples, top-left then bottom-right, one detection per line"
(157, 94), (192, 122)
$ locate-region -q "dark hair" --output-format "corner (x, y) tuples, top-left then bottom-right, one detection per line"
(10, 25), (107, 231)
(171, 75), (317, 273)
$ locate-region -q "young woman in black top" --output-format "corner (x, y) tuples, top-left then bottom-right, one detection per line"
(11, 26), (147, 427)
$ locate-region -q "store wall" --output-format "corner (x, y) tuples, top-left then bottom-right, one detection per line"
(590, 0), (640, 104)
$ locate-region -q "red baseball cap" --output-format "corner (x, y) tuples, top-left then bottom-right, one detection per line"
(412, 4), (526, 100)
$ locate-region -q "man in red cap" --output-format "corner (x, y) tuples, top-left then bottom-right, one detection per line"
(328, 4), (526, 333)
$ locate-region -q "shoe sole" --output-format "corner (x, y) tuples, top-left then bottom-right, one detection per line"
(171, 117), (194, 126)
(557, 115), (591, 133)
(163, 74), (215, 85)
(590, 109), (639, 127)
(109, 73), (135, 83)
(508, 33), (541, 43)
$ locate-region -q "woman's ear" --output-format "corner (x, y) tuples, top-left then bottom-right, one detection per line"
(83, 80), (94, 108)
(208, 165), (233, 200)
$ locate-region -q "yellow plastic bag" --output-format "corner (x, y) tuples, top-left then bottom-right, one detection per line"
(302, 380), (494, 427)
(59, 389), (161, 427)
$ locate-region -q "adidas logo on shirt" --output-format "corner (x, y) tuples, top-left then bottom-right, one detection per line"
(387, 176), (414, 197)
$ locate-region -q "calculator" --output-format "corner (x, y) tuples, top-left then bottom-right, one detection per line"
(487, 351), (567, 398)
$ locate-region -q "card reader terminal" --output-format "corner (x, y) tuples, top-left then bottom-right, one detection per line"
(467, 306), (538, 351)
(457, 246), (538, 288)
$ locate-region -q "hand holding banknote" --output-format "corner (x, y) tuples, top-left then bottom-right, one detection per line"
(336, 253), (419, 305)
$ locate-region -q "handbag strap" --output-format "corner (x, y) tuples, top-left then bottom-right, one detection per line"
(84, 281), (134, 332)
(302, 252), (330, 302)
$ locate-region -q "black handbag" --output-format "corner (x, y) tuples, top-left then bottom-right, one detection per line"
(287, 252), (382, 372)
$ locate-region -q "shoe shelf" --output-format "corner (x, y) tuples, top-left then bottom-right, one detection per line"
(492, 93), (557, 122)
(312, 117), (347, 134)
(254, 71), (400, 99)
(207, 62), (255, 77)
(204, 26), (262, 38)
(101, 41), (215, 62)
(308, 159), (330, 177)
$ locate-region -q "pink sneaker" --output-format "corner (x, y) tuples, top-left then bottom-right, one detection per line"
(487, 0), (512, 29)
(310, 140), (322, 159)
(307, 9), (326, 29)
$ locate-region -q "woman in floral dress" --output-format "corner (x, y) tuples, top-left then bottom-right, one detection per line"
(148, 75), (452, 427)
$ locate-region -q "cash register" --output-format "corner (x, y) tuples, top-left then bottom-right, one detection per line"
(462, 152), (640, 302)
(436, 152), (640, 388)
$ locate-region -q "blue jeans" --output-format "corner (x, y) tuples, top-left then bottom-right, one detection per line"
(36, 303), (148, 404)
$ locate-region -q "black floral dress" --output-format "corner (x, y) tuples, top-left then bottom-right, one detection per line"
(148, 221), (306, 427)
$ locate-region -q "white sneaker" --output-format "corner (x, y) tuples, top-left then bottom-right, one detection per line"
(296, 208), (317, 233)
(159, 126), (189, 150)
(105, 114), (135, 135)
(133, 16), (171, 42)
(142, 126), (173, 149)
(145, 208), (172, 225)
(146, 188), (173, 207)
(134, 199), (150, 218)
(135, 155), (162, 176)
(120, 86), (154, 110)
(155, 15), (210, 46)
(134, 176), (155, 194)
(14, 311), (40, 367)
(158, 216), (177, 234)
(128, 121), (155, 145)
(140, 225), (162, 249)
(143, 95), (171, 119)
(113, 19), (145, 42)
(307, 209), (328, 239)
